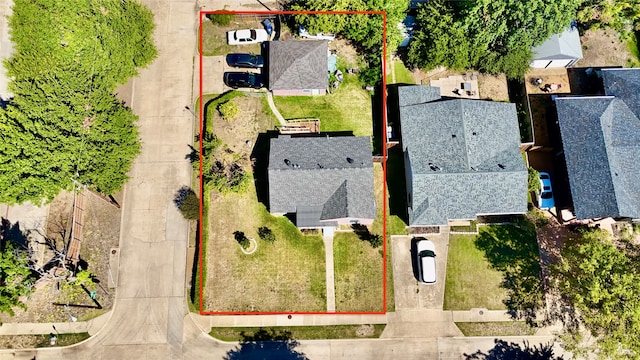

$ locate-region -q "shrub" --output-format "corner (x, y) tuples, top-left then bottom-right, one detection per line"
(206, 13), (232, 25)
(234, 231), (250, 249)
(174, 186), (200, 220)
(527, 167), (540, 194)
(368, 234), (383, 248)
(218, 100), (239, 121)
(258, 226), (276, 243)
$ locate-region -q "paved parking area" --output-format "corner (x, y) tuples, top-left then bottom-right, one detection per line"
(391, 233), (450, 310)
(201, 55), (264, 95)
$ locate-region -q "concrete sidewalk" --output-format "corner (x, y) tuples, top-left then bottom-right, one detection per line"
(323, 234), (336, 312)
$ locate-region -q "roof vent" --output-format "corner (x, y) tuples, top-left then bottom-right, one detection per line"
(498, 163), (506, 169)
(472, 131), (478, 136)
(293, 164), (300, 169)
(284, 159), (291, 166)
(470, 166), (478, 171)
(452, 134), (457, 138)
(429, 162), (441, 171)
(317, 163), (324, 169)
(347, 157), (354, 164)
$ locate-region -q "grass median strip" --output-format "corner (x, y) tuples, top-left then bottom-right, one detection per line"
(455, 322), (536, 337)
(210, 325), (386, 342)
(0, 333), (91, 349)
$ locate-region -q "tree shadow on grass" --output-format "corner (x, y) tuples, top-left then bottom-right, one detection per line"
(474, 221), (544, 325)
(224, 328), (308, 360)
(465, 339), (563, 360)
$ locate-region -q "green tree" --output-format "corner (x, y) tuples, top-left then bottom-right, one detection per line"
(577, 0), (640, 31)
(234, 231), (250, 249)
(0, 0), (156, 204)
(408, 0), (582, 78)
(528, 167), (541, 194)
(174, 186), (200, 220)
(555, 229), (640, 359)
(0, 241), (33, 316)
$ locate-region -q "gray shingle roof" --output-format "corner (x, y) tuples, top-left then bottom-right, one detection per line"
(268, 40), (328, 91)
(532, 27), (583, 61)
(399, 86), (527, 226)
(268, 135), (376, 226)
(556, 73), (640, 219)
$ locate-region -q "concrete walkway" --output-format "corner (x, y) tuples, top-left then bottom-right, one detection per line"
(323, 235), (336, 312)
(266, 91), (287, 126)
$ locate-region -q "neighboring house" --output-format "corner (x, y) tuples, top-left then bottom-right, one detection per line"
(268, 40), (328, 96)
(530, 25), (583, 68)
(555, 68), (640, 220)
(398, 85), (528, 227)
(267, 135), (376, 228)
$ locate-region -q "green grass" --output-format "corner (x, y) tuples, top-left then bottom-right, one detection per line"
(391, 60), (415, 84)
(444, 234), (507, 310)
(209, 325), (386, 341)
(625, 31), (640, 67)
(455, 322), (536, 337)
(273, 73), (372, 137)
(206, 186), (327, 312)
(333, 232), (385, 312)
(200, 20), (261, 56)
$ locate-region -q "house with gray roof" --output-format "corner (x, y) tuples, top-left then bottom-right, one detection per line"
(267, 135), (376, 228)
(268, 40), (328, 96)
(530, 25), (583, 68)
(398, 85), (528, 226)
(555, 68), (640, 220)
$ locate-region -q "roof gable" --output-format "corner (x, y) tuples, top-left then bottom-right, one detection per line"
(267, 136), (376, 224)
(268, 40), (328, 91)
(398, 86), (527, 226)
(556, 69), (640, 219)
(532, 27), (583, 61)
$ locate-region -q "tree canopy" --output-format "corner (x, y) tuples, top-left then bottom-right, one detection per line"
(287, 0), (409, 85)
(555, 229), (640, 359)
(407, 0), (583, 78)
(0, 0), (157, 204)
(0, 235), (33, 316)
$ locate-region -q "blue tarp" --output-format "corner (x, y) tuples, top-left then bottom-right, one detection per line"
(328, 54), (337, 73)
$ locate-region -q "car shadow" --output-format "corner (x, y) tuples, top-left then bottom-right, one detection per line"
(409, 236), (422, 282)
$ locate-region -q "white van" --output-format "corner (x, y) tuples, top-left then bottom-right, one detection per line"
(415, 238), (436, 284)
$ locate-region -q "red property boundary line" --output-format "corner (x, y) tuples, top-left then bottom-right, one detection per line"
(198, 10), (388, 315)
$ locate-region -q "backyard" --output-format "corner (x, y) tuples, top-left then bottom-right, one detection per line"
(273, 68), (373, 137)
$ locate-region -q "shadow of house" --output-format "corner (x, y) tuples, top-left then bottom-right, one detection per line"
(396, 85), (528, 228)
(266, 134), (376, 230)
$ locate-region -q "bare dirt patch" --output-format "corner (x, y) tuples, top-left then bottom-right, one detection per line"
(329, 38), (360, 68)
(0, 191), (121, 324)
(577, 28), (635, 67)
(212, 96), (275, 154)
(477, 73), (509, 102)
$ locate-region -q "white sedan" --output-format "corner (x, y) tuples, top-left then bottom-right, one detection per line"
(227, 29), (269, 45)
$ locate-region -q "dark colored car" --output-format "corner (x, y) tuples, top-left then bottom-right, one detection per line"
(226, 53), (264, 68)
(223, 72), (265, 89)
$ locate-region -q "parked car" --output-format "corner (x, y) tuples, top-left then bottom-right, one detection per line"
(225, 53), (264, 68)
(227, 29), (269, 45)
(223, 72), (265, 89)
(537, 172), (555, 210)
(415, 237), (436, 284)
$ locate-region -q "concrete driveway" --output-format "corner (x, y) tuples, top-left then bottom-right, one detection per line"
(201, 54), (264, 95)
(391, 232), (450, 310)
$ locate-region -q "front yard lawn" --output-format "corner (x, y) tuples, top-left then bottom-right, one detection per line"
(333, 232), (384, 312)
(444, 234), (507, 310)
(205, 188), (327, 312)
(273, 73), (372, 137)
